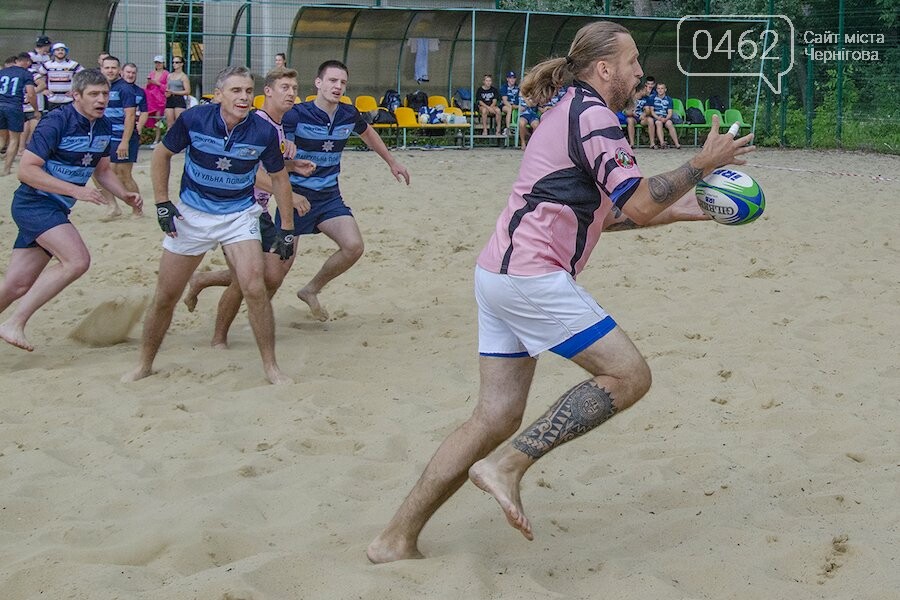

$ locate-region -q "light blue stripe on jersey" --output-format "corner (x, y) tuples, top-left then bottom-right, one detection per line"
(56, 135), (110, 153)
(288, 172), (338, 191)
(295, 150), (341, 167)
(188, 131), (268, 159)
(295, 122), (356, 141)
(45, 160), (93, 185)
(184, 152), (257, 191)
(180, 187), (251, 215)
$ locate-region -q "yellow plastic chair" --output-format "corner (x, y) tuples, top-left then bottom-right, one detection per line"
(340, 95), (352, 105)
(305, 95), (317, 102)
(252, 94), (265, 109)
(428, 95), (449, 109)
(355, 95), (378, 112)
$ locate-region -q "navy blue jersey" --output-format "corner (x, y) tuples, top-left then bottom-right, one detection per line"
(130, 81), (147, 113)
(652, 95), (673, 118)
(282, 101), (368, 203)
(0, 66), (35, 106)
(104, 78), (137, 140)
(162, 103), (285, 215)
(500, 83), (520, 106)
(16, 103), (111, 209)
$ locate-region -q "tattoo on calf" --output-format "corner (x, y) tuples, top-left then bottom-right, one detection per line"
(512, 380), (617, 459)
(647, 161), (704, 205)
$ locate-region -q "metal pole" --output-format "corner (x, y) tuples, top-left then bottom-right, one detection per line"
(780, 43), (788, 146)
(187, 0), (193, 76)
(705, 0), (711, 15)
(514, 12), (530, 149)
(836, 0), (844, 144)
(470, 9), (476, 149)
(604, 0), (610, 15)
(806, 43), (813, 146)
(246, 0), (252, 69)
(765, 0), (774, 135)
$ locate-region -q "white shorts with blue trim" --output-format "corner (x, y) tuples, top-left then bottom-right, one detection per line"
(475, 266), (616, 359)
(162, 202), (263, 256)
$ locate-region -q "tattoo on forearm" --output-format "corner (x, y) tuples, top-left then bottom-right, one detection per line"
(604, 218), (639, 231)
(512, 380), (618, 459)
(647, 161), (704, 205)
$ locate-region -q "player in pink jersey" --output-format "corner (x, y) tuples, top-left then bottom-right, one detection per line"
(369, 20), (755, 563)
(180, 68), (315, 348)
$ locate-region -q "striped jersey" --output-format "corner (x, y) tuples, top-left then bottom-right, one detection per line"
(477, 81), (642, 278)
(130, 82), (147, 114)
(282, 101), (368, 203)
(162, 103), (285, 215)
(40, 58), (84, 104)
(16, 103), (111, 209)
(104, 78), (137, 140)
(27, 51), (49, 111)
(251, 108), (289, 210)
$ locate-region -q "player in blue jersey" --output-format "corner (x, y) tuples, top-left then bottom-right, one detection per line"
(121, 63), (149, 137)
(0, 69), (142, 351)
(0, 53), (39, 176)
(98, 56), (142, 217)
(282, 59), (410, 321)
(181, 67), (315, 348)
(122, 66), (300, 385)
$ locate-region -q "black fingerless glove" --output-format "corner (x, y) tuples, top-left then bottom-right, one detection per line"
(271, 228), (295, 260)
(156, 201), (182, 234)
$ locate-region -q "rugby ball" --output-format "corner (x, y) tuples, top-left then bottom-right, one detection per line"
(695, 168), (765, 225)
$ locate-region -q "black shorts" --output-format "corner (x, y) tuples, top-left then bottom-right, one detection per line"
(165, 95), (187, 110)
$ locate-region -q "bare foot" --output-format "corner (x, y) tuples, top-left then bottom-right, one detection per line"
(296, 287), (329, 321)
(366, 533), (425, 564)
(0, 322), (34, 351)
(121, 365), (153, 383)
(0, 169), (10, 177)
(469, 455), (533, 541)
(182, 276), (201, 312)
(211, 339), (228, 350)
(264, 364), (293, 385)
(100, 208), (123, 222)
(131, 207), (143, 217)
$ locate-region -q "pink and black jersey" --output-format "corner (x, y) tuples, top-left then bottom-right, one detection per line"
(251, 109), (288, 210)
(477, 81), (642, 278)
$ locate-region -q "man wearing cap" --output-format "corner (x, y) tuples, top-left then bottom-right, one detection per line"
(40, 42), (83, 111)
(500, 71), (520, 136)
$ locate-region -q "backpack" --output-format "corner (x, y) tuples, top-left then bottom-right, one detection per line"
(380, 89), (401, 112)
(707, 95), (726, 113)
(453, 88), (472, 111)
(406, 90), (428, 112)
(686, 107), (705, 124)
(373, 108), (397, 125)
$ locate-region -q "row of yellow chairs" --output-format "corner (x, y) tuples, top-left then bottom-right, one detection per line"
(251, 94), (456, 111)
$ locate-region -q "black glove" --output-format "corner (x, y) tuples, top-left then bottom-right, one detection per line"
(271, 228), (295, 260)
(156, 201), (182, 235)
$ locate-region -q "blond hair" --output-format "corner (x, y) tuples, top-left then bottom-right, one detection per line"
(521, 21), (629, 106)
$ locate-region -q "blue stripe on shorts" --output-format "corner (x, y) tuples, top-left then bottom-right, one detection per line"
(549, 316), (617, 359)
(479, 351), (531, 358)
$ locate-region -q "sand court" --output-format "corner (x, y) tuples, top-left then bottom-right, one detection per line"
(0, 147), (898, 599)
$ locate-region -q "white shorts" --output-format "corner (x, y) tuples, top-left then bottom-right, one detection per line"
(162, 202), (263, 256)
(475, 265), (616, 359)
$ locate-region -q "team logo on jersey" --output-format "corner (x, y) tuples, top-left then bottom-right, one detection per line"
(237, 147), (259, 159)
(81, 153), (93, 166)
(322, 140), (335, 152)
(215, 157), (232, 171)
(614, 148), (634, 169)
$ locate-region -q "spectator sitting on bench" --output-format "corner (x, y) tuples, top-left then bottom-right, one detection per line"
(626, 80), (654, 147)
(500, 71), (519, 136)
(650, 82), (681, 149)
(517, 97), (540, 150)
(476, 74), (501, 136)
